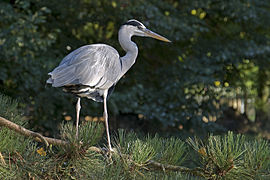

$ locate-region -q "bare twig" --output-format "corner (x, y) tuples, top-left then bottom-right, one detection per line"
(147, 160), (206, 177)
(0, 116), (68, 146)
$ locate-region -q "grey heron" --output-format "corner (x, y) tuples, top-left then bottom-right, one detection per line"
(46, 19), (170, 151)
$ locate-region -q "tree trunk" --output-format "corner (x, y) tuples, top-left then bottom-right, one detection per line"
(256, 69), (269, 126)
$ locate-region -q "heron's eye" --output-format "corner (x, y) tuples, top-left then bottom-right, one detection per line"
(137, 26), (143, 30)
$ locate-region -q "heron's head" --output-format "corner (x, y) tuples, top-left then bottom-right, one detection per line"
(121, 19), (171, 43)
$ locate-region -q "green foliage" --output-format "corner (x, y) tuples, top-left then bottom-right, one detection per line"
(15, 144), (55, 179)
(0, 94), (31, 153)
(73, 151), (104, 179)
(59, 121), (104, 155)
(1, 1), (270, 178)
(187, 132), (270, 179)
(1, 0), (270, 140)
(130, 139), (156, 166)
(0, 98), (269, 180)
(1, 128), (269, 179)
(147, 135), (187, 165)
(0, 164), (16, 180)
(244, 139), (270, 179)
(115, 130), (187, 166)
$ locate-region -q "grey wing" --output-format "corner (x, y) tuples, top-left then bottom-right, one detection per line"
(47, 44), (122, 89)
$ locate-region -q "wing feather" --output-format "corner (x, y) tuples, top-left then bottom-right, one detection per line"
(47, 44), (121, 88)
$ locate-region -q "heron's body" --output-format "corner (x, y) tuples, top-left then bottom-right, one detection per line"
(46, 19), (170, 151)
(47, 44), (123, 102)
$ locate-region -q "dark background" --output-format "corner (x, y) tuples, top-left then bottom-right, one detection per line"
(1, 0), (270, 139)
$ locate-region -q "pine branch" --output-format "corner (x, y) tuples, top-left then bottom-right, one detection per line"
(0, 116), (207, 177)
(0, 116), (68, 146)
(147, 160), (206, 177)
(88, 146), (207, 177)
(0, 116), (106, 153)
(2, 115), (268, 179)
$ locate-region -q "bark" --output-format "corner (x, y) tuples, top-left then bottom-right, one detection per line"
(0, 116), (68, 146)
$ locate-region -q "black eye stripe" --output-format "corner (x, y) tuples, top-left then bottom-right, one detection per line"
(123, 20), (143, 29)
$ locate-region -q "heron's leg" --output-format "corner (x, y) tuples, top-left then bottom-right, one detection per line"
(103, 89), (113, 151)
(75, 97), (81, 139)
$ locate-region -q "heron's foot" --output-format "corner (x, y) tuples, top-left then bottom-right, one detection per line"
(107, 148), (116, 160)
(109, 147), (115, 152)
(102, 147), (115, 152)
(101, 147), (116, 157)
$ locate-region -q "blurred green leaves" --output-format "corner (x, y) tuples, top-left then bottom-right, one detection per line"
(1, 0), (270, 134)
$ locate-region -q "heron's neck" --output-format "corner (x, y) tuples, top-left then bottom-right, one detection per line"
(118, 28), (138, 75)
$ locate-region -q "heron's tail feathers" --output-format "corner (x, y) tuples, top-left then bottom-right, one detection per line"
(46, 78), (53, 84)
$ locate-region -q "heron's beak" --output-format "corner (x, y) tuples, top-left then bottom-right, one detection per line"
(144, 29), (171, 43)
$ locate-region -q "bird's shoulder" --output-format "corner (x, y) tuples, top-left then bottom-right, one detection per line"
(59, 44), (120, 66)
(91, 44), (119, 54)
